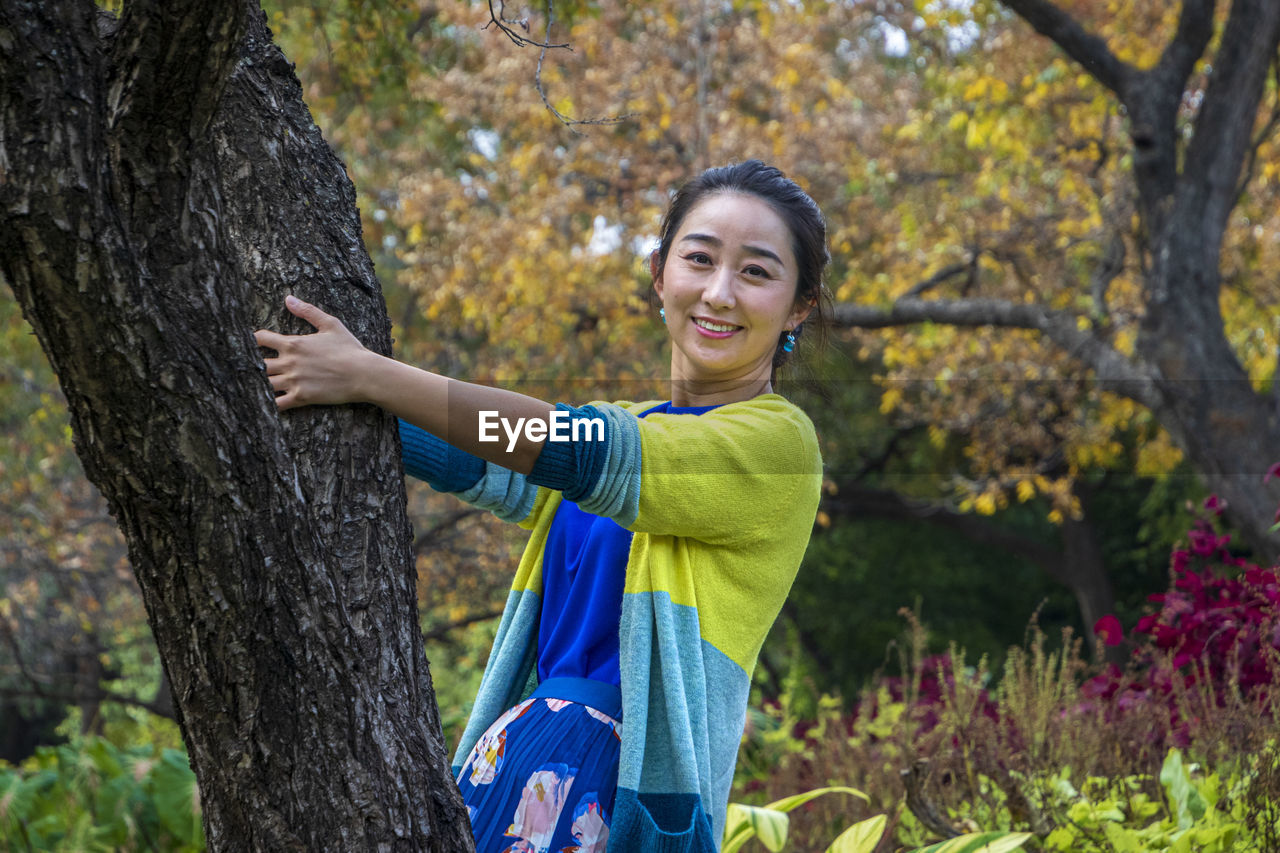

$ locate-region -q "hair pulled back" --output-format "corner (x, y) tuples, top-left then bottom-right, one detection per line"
(654, 160), (831, 372)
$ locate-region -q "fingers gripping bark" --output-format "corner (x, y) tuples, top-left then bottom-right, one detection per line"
(254, 296), (373, 410)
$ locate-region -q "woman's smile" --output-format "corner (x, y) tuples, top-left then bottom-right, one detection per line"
(692, 316), (743, 337)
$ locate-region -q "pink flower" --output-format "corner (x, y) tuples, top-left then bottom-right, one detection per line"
(506, 764), (578, 849)
(1094, 614), (1124, 647)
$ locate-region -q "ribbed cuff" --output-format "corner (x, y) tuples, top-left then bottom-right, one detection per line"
(526, 403), (610, 501)
(398, 419), (484, 493)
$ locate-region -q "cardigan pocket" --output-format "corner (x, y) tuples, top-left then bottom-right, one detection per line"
(609, 789), (718, 853)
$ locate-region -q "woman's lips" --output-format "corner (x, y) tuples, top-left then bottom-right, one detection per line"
(692, 317), (741, 338)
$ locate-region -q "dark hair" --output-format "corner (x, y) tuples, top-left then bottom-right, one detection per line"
(654, 160), (831, 374)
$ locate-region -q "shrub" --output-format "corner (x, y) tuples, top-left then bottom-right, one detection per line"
(0, 737), (202, 852)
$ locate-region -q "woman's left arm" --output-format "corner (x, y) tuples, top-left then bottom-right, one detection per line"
(254, 295), (554, 475)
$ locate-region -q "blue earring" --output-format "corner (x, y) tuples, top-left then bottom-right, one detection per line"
(659, 308), (666, 323)
(782, 329), (797, 353)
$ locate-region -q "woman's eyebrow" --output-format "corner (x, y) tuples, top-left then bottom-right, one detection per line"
(679, 233), (783, 265)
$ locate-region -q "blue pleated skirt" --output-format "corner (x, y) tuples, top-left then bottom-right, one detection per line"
(456, 677), (622, 853)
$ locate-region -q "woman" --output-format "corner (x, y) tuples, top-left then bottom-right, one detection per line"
(255, 160), (828, 852)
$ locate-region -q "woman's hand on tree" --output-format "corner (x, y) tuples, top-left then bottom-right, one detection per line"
(254, 295), (375, 410)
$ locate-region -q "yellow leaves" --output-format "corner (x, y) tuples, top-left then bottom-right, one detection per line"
(963, 76), (1010, 105)
(963, 117), (988, 150)
(879, 386), (903, 415)
(777, 66), (801, 89)
(1135, 431), (1184, 478)
(1113, 327), (1135, 357)
(896, 120), (923, 142)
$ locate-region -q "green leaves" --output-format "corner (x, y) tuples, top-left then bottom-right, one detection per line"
(911, 831), (1034, 853)
(1041, 750), (1250, 852)
(0, 738), (204, 851)
(724, 803), (790, 853)
(723, 784), (1035, 853)
(150, 749), (203, 848)
(1160, 748), (1207, 831)
(825, 813), (887, 853)
(723, 785), (869, 853)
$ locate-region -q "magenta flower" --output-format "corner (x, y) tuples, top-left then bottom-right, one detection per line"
(1094, 614), (1124, 647)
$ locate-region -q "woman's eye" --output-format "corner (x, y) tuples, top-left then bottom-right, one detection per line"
(686, 252), (712, 265)
(744, 265), (770, 278)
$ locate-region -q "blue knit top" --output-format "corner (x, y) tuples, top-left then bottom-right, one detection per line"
(399, 401), (721, 689)
(535, 401), (721, 687)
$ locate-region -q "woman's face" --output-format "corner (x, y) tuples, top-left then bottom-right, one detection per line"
(653, 192), (812, 394)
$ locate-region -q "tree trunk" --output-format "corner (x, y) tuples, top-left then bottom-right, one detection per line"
(0, 2), (474, 850)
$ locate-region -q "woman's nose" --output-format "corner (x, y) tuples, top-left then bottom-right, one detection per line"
(702, 266), (735, 309)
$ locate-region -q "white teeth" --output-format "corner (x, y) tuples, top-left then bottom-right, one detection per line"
(694, 318), (738, 332)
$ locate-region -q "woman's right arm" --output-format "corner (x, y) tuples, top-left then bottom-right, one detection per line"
(255, 295), (562, 475)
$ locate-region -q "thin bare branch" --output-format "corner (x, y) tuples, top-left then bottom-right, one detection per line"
(421, 609), (503, 643)
(0, 684), (173, 720)
(483, 0), (632, 131)
(1089, 232), (1126, 322)
(532, 1), (631, 131)
(903, 257), (976, 298)
(411, 507), (485, 555)
(998, 0), (1134, 96)
(483, 0), (569, 49)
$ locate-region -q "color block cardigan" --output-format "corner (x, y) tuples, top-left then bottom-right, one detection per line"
(418, 394), (822, 852)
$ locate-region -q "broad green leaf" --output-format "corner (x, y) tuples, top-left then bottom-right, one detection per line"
(722, 824), (756, 853)
(150, 748), (202, 846)
(826, 813), (887, 853)
(86, 738), (123, 778)
(723, 803), (789, 853)
(723, 802), (753, 851)
(1160, 749), (1207, 830)
(766, 785), (870, 813)
(0, 770), (39, 834)
(911, 831), (1034, 853)
(725, 786), (871, 851)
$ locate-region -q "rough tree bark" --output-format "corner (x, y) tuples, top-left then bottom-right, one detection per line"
(0, 2), (474, 850)
(834, 0), (1280, 562)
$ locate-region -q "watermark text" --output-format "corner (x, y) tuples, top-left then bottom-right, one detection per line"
(478, 410), (605, 452)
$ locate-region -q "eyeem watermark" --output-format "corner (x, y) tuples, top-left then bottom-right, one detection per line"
(478, 410), (605, 452)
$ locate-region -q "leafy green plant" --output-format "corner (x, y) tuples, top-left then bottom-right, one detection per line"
(1041, 749), (1248, 852)
(722, 783), (1032, 853)
(0, 737), (203, 852)
(723, 785), (869, 852)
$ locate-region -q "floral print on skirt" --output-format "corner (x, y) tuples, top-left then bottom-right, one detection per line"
(457, 693), (622, 853)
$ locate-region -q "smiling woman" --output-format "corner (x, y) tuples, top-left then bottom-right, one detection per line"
(654, 192), (813, 402)
(254, 160), (831, 853)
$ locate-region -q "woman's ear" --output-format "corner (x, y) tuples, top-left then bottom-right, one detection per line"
(650, 250), (664, 300)
(788, 297), (815, 329)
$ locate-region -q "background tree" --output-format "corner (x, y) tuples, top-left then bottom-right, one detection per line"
(834, 0), (1280, 559)
(0, 2), (472, 850)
